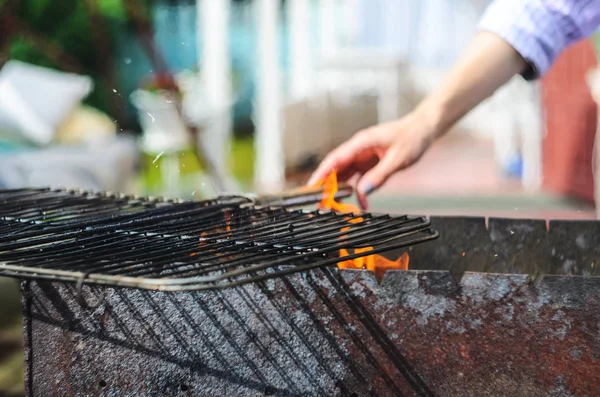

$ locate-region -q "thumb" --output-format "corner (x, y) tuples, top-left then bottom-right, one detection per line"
(356, 150), (400, 209)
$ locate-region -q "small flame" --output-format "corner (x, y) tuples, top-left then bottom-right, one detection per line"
(190, 211), (232, 257)
(190, 231), (208, 256)
(224, 211), (232, 233)
(310, 170), (409, 281)
(315, 171), (362, 215)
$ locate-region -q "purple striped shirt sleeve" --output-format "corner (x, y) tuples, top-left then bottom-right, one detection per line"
(477, 0), (600, 80)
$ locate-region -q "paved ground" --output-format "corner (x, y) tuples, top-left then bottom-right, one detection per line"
(377, 132), (524, 196)
(290, 132), (596, 219)
(358, 132), (596, 220)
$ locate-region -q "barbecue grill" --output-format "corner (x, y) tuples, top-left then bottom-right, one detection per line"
(0, 187), (436, 291)
(2, 188), (600, 396)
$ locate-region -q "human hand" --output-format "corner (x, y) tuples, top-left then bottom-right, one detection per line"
(307, 109), (439, 210)
(308, 31), (527, 210)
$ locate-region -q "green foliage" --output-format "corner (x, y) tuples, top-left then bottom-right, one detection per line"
(595, 31), (600, 61)
(97, 0), (130, 21)
(228, 137), (255, 187)
(7, 0), (154, 117)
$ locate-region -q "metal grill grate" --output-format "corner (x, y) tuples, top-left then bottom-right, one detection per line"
(0, 188), (438, 291)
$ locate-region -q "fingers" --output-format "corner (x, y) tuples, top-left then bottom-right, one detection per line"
(355, 147), (402, 210)
(337, 165), (359, 183)
(356, 183), (371, 210)
(306, 152), (341, 186)
(306, 131), (373, 186)
(306, 159), (335, 187)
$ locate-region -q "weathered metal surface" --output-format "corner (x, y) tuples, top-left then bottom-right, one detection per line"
(23, 268), (600, 397)
(403, 217), (600, 279)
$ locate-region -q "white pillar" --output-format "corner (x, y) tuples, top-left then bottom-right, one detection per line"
(254, 0), (285, 193)
(319, 0), (337, 58)
(288, 0), (313, 99)
(340, 0), (361, 48)
(520, 81), (543, 192)
(201, 0), (231, 110)
(199, 0), (238, 193)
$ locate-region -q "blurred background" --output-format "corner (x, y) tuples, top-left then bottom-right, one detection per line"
(1, 0), (600, 394)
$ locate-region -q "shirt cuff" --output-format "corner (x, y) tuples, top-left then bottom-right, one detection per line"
(477, 0), (562, 81)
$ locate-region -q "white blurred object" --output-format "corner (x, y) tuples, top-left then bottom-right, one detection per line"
(586, 68), (600, 105)
(283, 90), (379, 169)
(410, 68), (542, 191)
(338, 0), (362, 49)
(175, 70), (208, 125)
(317, 49), (412, 123)
(514, 79), (543, 191)
(0, 135), (138, 192)
(586, 68), (600, 218)
(0, 60), (93, 145)
(463, 75), (542, 190)
(319, 0), (337, 58)
(283, 3), (413, 170)
(356, 0), (491, 68)
(177, 69), (240, 193)
(130, 89), (191, 154)
(288, 0), (314, 99)
(54, 106), (117, 145)
(198, 0), (240, 194)
(254, 0), (285, 193)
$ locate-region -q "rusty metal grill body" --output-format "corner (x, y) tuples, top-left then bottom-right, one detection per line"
(4, 190), (600, 396)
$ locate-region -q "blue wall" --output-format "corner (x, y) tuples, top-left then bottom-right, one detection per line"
(114, 1), (300, 133)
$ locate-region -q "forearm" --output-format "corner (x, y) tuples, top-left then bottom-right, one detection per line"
(415, 31), (527, 139)
(414, 0), (600, 141)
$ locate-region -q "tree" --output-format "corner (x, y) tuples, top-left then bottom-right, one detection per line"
(0, 0), (157, 130)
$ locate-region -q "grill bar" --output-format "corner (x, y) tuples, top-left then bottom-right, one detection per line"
(0, 188), (438, 291)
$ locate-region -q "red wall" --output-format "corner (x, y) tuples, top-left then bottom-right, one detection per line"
(541, 39), (598, 203)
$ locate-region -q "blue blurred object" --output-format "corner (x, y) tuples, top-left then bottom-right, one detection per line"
(505, 153), (523, 180)
(0, 143), (25, 154)
(0, 138), (33, 155)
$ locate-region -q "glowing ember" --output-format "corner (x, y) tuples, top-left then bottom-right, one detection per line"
(190, 231), (208, 256)
(191, 212), (232, 257)
(310, 170), (410, 280)
(224, 211), (232, 233)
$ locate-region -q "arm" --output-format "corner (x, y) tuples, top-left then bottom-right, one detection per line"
(415, 31), (527, 143)
(309, 0), (600, 208)
(421, 0), (600, 141)
(478, 0), (600, 80)
(308, 31), (526, 200)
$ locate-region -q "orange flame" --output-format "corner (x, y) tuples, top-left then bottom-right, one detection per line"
(190, 231), (208, 256)
(316, 171), (362, 215)
(311, 170), (409, 281)
(224, 211), (232, 233)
